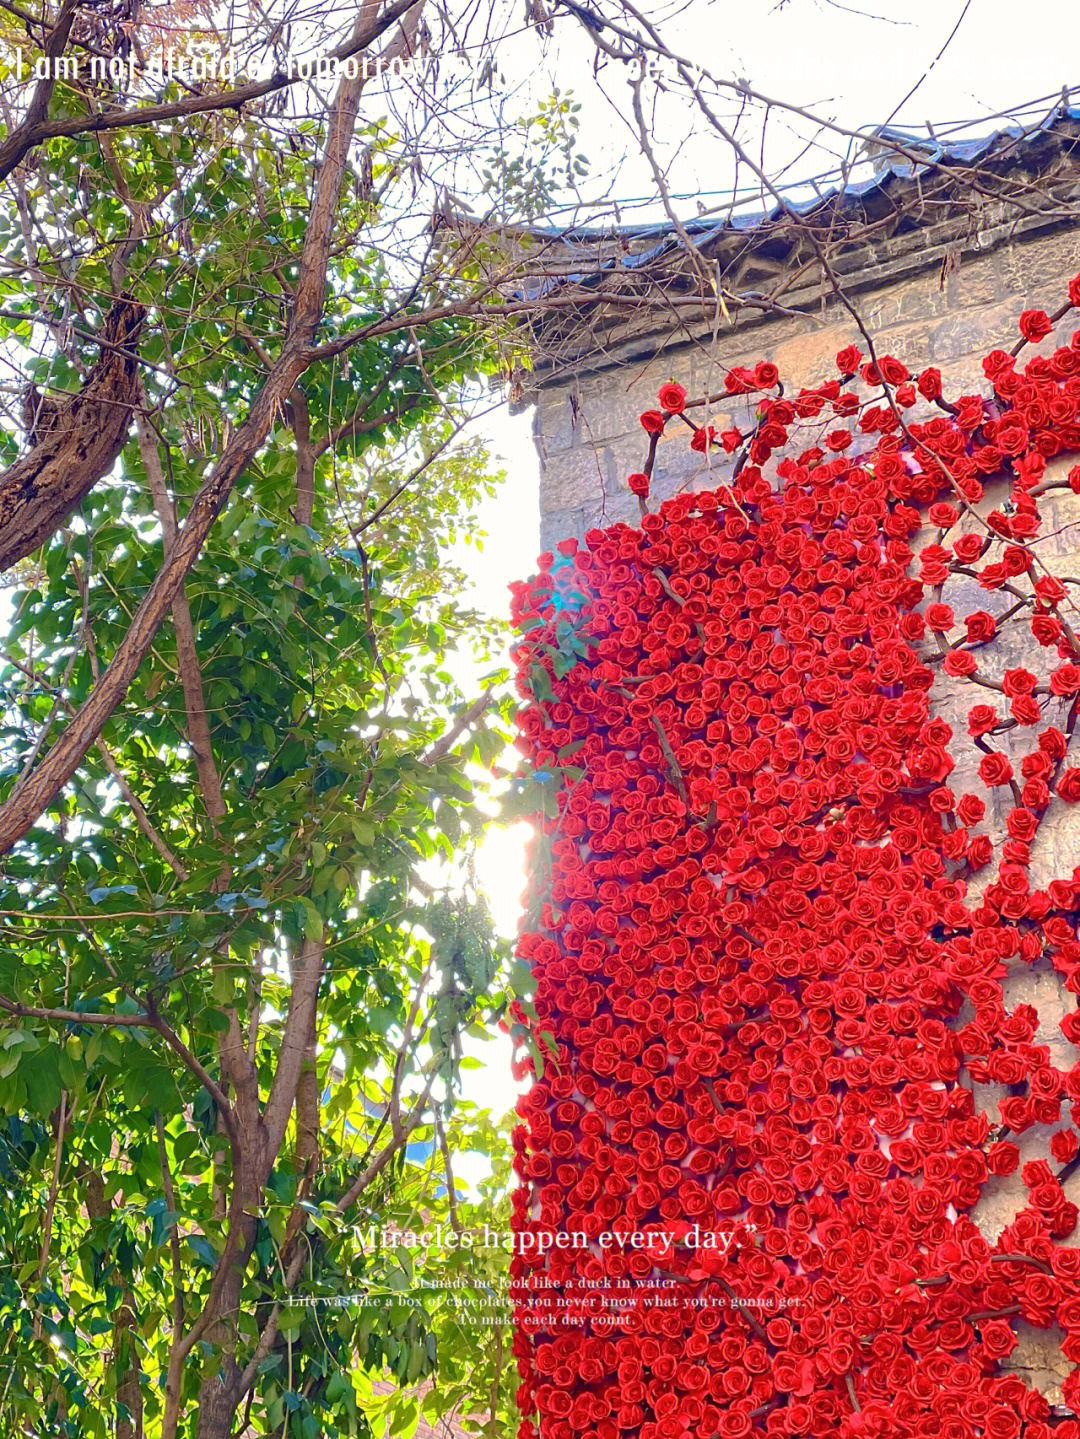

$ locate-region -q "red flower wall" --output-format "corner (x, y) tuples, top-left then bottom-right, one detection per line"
(508, 278), (1080, 1439)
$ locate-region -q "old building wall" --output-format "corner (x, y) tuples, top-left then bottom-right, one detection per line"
(527, 220), (1080, 1401)
(532, 226), (1080, 550)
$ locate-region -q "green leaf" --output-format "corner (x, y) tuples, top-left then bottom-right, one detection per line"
(528, 664), (554, 703)
(296, 898), (324, 942)
(186, 1236), (219, 1270)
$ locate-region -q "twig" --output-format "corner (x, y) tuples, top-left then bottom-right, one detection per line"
(717, 1278), (770, 1342)
(434, 1104), (462, 1235)
(155, 1111), (187, 1336)
(650, 714), (688, 803)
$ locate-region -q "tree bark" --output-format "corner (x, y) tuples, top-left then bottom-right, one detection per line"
(0, 297), (145, 572)
(82, 1169), (144, 1438)
(188, 1177), (263, 1439)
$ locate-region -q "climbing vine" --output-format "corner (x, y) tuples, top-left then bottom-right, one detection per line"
(508, 275), (1080, 1439)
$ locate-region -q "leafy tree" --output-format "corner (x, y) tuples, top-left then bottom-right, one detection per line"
(0, 5), (543, 1434)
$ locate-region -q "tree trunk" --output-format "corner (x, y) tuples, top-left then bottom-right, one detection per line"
(194, 1366), (243, 1439)
(0, 297), (145, 572)
(191, 1194), (261, 1439)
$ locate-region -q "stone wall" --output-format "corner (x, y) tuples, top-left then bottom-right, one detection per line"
(532, 225), (1080, 551)
(527, 219), (1080, 1400)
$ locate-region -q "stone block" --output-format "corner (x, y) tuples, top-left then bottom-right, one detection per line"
(538, 444), (609, 515)
(863, 271), (983, 329)
(532, 392), (579, 457)
(534, 379), (628, 457)
(998, 232), (1080, 304)
(1002, 1323), (1071, 1403)
(943, 254), (1005, 312)
(930, 301), (1025, 362)
(771, 324), (856, 386)
(539, 506), (587, 553)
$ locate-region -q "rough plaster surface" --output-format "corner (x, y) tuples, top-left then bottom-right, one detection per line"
(526, 225), (1080, 1396)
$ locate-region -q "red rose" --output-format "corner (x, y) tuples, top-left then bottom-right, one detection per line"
(956, 793), (985, 825)
(1051, 664), (1080, 695)
(1040, 726), (1068, 759)
(994, 413), (1029, 455)
(1007, 807), (1038, 841)
(967, 704), (999, 736)
(879, 355), (910, 385)
(943, 650), (977, 677)
(1001, 667), (1037, 698)
(1057, 768), (1080, 802)
(979, 752), (1014, 787)
(1033, 613), (1063, 646)
(690, 425), (716, 453)
(639, 410), (665, 434)
(951, 532), (983, 564)
(657, 381), (686, 414)
(1034, 573), (1067, 604)
(967, 833), (994, 868)
(1000, 1095), (1033, 1131)
(834, 345), (862, 375)
(724, 365), (755, 394)
(627, 472), (650, 498)
(917, 368), (943, 401)
(983, 348), (1015, 382)
(1052, 1128), (1079, 1162)
(924, 602), (954, 632)
(980, 1320), (1018, 1359)
(753, 361), (779, 390)
(1019, 308), (1053, 343)
(964, 610), (996, 643)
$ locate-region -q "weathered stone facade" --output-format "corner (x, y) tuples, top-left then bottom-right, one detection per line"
(530, 224), (1080, 551)
(523, 207), (1080, 1398)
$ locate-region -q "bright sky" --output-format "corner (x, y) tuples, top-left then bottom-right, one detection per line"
(386, 0), (1080, 228)
(439, 0), (1080, 1134)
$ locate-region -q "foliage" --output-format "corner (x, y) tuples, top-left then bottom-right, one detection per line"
(0, 46), (529, 1439)
(479, 91), (588, 221)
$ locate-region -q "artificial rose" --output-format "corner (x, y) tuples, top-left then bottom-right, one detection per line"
(835, 345), (862, 375)
(978, 752), (1014, 787)
(658, 381), (687, 414)
(918, 367), (943, 401)
(1019, 308), (1053, 343)
(753, 361), (779, 390)
(511, 277), (1080, 1439)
